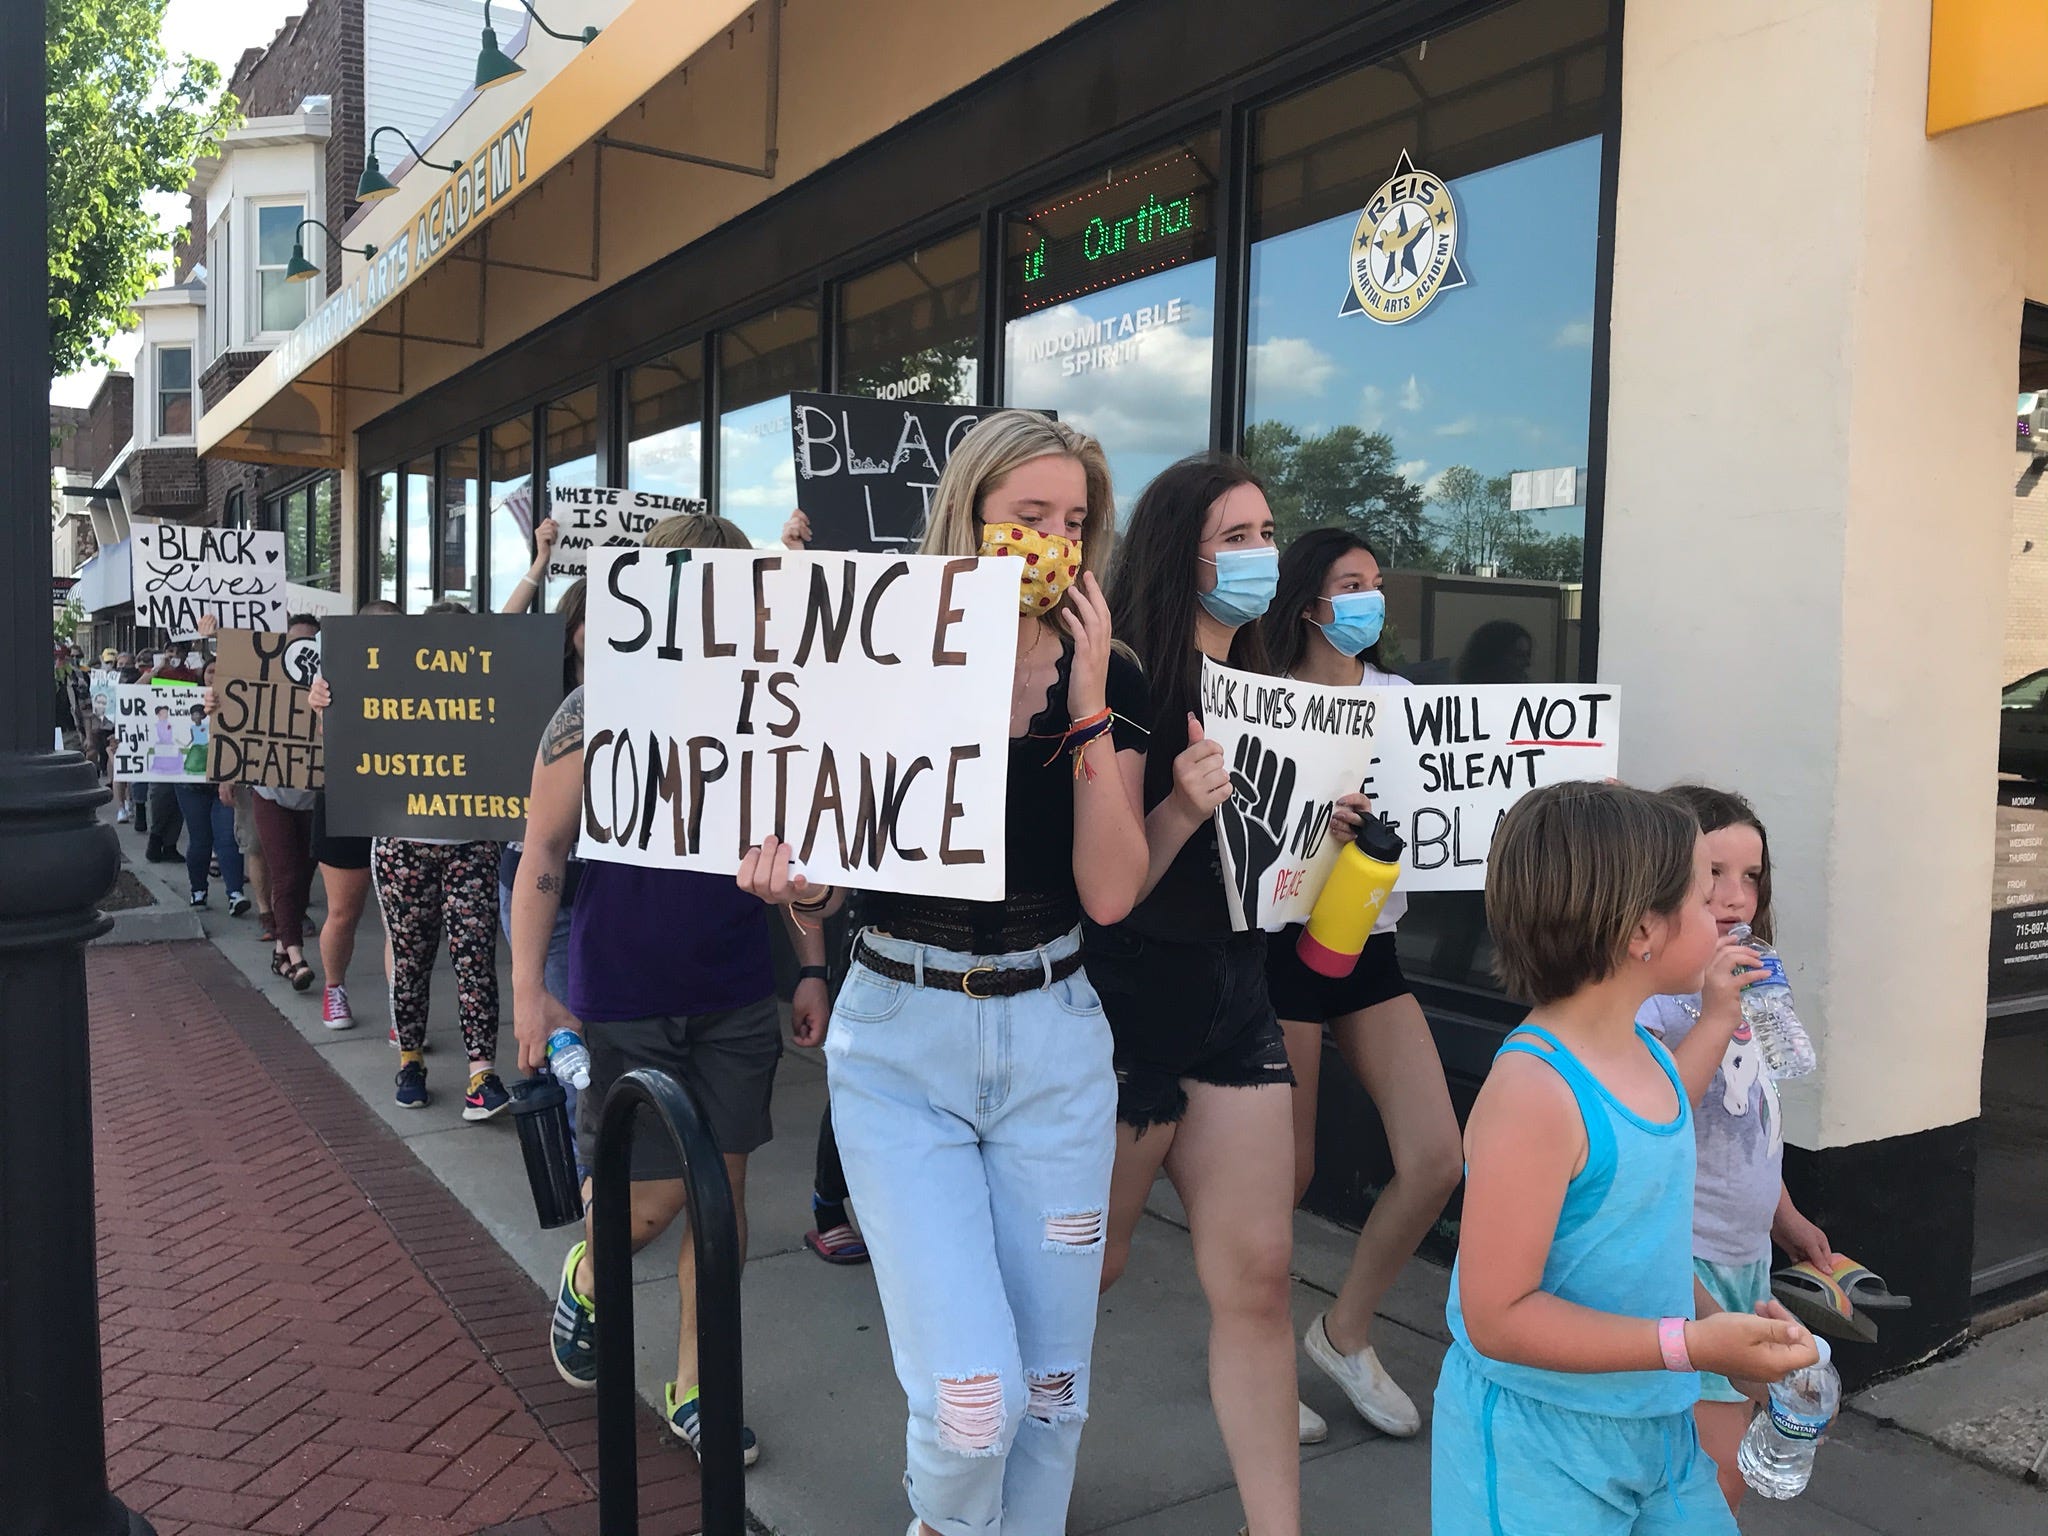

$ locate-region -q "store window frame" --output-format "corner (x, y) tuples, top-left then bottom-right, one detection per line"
(263, 472), (339, 592)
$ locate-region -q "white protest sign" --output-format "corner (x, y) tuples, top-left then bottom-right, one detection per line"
(1199, 659), (1381, 932)
(580, 546), (1015, 899)
(89, 668), (117, 718)
(547, 485), (706, 580)
(130, 521), (287, 638)
(111, 681), (209, 783)
(285, 582), (355, 618)
(1364, 684), (1620, 890)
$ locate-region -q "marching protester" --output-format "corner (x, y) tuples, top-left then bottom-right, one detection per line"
(139, 644), (202, 860)
(312, 598), (401, 1031)
(738, 412), (1149, 1536)
(174, 655), (248, 914)
(517, 512), (829, 1469)
(248, 615), (324, 991)
(1092, 454), (1302, 1536)
(112, 650), (139, 825)
(1259, 530), (1462, 1442)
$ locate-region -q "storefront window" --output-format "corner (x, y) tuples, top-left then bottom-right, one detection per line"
(488, 413), (536, 612)
(1003, 136), (1220, 512)
(718, 299), (819, 545)
(268, 474), (337, 591)
(1244, 0), (1609, 994)
(544, 386), (599, 606)
(404, 461), (434, 613)
(625, 344), (704, 498)
(441, 438), (479, 609)
(839, 230), (979, 404)
(373, 471), (398, 603)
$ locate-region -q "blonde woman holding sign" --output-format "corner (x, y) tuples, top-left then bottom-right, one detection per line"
(739, 410), (1149, 1536)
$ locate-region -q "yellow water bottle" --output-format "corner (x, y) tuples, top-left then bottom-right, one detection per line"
(1296, 814), (1406, 979)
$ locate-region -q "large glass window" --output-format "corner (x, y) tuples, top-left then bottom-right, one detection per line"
(1003, 136), (1220, 512)
(718, 300), (819, 545)
(255, 201), (310, 334)
(544, 387), (599, 606)
(268, 474), (337, 590)
(156, 346), (192, 437)
(625, 344), (704, 499)
(404, 461), (434, 612)
(373, 470), (398, 603)
(489, 414), (537, 612)
(839, 230), (979, 404)
(440, 438), (479, 609)
(1244, 0), (1609, 993)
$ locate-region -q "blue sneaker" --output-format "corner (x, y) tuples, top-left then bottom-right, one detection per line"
(666, 1381), (760, 1467)
(393, 1061), (429, 1109)
(551, 1241), (598, 1388)
(462, 1071), (511, 1122)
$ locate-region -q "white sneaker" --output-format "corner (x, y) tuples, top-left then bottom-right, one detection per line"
(115, 805), (130, 823)
(1298, 1398), (1328, 1445)
(1303, 1312), (1420, 1437)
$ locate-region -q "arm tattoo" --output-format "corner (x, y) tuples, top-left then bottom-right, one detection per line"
(535, 872), (561, 895)
(541, 686), (584, 765)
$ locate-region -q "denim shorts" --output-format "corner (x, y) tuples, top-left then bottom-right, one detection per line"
(1081, 924), (1292, 1130)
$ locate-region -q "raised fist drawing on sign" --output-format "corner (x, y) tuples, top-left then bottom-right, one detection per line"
(1219, 732), (1296, 923)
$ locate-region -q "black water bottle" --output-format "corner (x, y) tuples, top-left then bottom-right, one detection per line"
(510, 1074), (585, 1229)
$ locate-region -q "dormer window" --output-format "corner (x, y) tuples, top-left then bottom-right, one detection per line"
(156, 346), (192, 436)
(255, 200), (311, 333)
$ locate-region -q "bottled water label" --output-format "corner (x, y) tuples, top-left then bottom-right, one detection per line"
(1744, 951), (1790, 990)
(1767, 1401), (1828, 1442)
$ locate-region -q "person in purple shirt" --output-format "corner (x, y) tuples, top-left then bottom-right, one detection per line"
(511, 512), (829, 1469)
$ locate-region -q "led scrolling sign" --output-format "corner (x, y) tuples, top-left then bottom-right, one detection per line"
(1010, 152), (1214, 314)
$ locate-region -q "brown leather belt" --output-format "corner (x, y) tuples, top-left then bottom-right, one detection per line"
(853, 938), (1082, 999)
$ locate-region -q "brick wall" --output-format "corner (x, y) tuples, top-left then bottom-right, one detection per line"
(50, 405), (88, 471)
(2004, 447), (2048, 685)
(76, 376), (134, 483)
(128, 448), (205, 517)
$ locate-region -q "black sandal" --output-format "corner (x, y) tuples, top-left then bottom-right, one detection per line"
(287, 956), (315, 992)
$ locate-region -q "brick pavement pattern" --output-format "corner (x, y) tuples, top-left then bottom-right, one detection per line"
(89, 942), (704, 1536)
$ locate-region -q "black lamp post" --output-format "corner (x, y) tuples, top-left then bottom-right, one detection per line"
(0, 6), (148, 1534)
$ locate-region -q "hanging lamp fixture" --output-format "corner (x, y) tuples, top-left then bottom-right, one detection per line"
(358, 125), (461, 201)
(476, 0), (599, 92)
(285, 218), (377, 283)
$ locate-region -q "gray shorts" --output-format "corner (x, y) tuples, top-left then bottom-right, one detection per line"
(574, 997), (783, 1179)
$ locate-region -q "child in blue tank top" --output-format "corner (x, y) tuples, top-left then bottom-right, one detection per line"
(1433, 782), (1819, 1536)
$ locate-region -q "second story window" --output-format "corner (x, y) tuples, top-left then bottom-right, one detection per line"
(157, 346), (192, 436)
(255, 200), (310, 334)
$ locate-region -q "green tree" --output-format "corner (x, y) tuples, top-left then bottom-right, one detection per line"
(1498, 531), (1586, 583)
(47, 0), (237, 377)
(1244, 419), (1437, 567)
(1429, 466), (1531, 574)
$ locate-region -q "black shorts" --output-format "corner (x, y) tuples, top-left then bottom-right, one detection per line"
(1083, 925), (1292, 1131)
(1265, 928), (1414, 1024)
(311, 793), (371, 871)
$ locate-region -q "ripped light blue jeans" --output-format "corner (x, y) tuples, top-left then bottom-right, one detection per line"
(824, 927), (1116, 1536)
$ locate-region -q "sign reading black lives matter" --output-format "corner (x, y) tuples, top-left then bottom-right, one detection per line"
(210, 629), (325, 791)
(580, 546), (1014, 899)
(130, 521), (287, 638)
(321, 614), (565, 840)
(546, 484), (705, 580)
(789, 392), (1053, 552)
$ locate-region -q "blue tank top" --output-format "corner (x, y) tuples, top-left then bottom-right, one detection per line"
(1445, 1023), (1701, 1417)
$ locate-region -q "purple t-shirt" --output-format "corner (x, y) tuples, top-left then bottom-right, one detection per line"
(567, 861), (774, 1022)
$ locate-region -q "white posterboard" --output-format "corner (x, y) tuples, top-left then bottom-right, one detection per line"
(111, 681), (209, 783)
(130, 521), (287, 638)
(89, 668), (117, 719)
(580, 546), (1015, 899)
(1364, 684), (1620, 890)
(547, 485), (706, 580)
(1200, 659), (1381, 932)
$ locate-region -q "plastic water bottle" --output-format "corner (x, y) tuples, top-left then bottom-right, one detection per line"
(1729, 923), (1817, 1078)
(1738, 1338), (1838, 1498)
(546, 1027), (591, 1090)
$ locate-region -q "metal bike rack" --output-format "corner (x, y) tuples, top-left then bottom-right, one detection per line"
(592, 1068), (746, 1536)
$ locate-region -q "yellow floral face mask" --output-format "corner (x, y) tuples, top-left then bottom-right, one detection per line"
(978, 522), (1083, 615)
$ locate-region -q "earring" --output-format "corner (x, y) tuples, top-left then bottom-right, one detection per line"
(1641, 949), (1653, 962)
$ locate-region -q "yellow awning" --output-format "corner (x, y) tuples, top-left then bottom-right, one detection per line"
(1928, 0), (2048, 135)
(199, 0), (759, 466)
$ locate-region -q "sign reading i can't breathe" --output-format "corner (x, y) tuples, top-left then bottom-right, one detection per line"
(546, 484), (705, 580)
(209, 629), (324, 791)
(580, 545), (1015, 899)
(130, 522), (288, 638)
(321, 613), (565, 839)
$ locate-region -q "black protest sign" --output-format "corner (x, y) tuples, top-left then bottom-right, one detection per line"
(789, 392), (1054, 551)
(210, 629), (324, 791)
(321, 613), (565, 839)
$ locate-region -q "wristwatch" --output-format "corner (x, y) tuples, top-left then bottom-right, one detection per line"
(797, 965), (829, 983)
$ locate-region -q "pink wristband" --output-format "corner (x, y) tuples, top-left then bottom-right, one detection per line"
(1658, 1316), (1693, 1373)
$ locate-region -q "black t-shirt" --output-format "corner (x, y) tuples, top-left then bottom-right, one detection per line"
(1122, 681), (1234, 941)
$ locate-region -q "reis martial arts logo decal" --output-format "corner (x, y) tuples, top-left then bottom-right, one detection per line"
(1339, 151), (1468, 325)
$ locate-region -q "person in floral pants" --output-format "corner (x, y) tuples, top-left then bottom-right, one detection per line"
(372, 836), (507, 1118)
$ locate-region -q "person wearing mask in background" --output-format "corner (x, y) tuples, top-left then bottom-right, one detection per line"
(1094, 454), (1303, 1536)
(175, 657), (248, 915)
(517, 512), (829, 1471)
(141, 645), (205, 862)
(249, 615), (324, 992)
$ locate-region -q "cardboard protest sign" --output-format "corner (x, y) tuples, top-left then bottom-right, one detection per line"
(546, 485), (705, 579)
(321, 614), (565, 839)
(581, 545), (1014, 898)
(89, 668), (116, 719)
(789, 392), (1052, 551)
(130, 521), (287, 638)
(1363, 684), (1620, 890)
(1199, 659), (1382, 932)
(111, 681), (208, 783)
(209, 630), (324, 791)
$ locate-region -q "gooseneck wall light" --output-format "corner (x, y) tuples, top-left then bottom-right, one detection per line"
(285, 218), (378, 283)
(476, 0), (600, 92)
(358, 125), (461, 201)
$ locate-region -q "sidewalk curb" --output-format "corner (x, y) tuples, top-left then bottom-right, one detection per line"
(92, 906), (204, 945)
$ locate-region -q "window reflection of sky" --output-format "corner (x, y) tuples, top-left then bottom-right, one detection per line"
(1247, 137), (1600, 539)
(629, 423), (702, 502)
(720, 397), (797, 547)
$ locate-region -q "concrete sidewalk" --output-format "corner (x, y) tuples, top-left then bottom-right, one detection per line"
(106, 811), (2048, 1534)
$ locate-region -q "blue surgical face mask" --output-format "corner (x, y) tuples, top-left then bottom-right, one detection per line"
(1318, 590), (1386, 657)
(1198, 546), (1279, 626)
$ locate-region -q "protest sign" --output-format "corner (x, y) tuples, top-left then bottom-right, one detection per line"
(1199, 659), (1382, 932)
(546, 484), (705, 579)
(321, 613), (565, 840)
(581, 545), (1014, 898)
(1363, 684), (1620, 890)
(89, 668), (116, 719)
(789, 392), (1052, 551)
(130, 521), (287, 638)
(209, 630), (324, 791)
(285, 582), (355, 619)
(111, 681), (208, 783)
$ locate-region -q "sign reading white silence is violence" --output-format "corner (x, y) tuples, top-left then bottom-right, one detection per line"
(130, 521), (287, 638)
(545, 484), (705, 580)
(580, 546), (1016, 900)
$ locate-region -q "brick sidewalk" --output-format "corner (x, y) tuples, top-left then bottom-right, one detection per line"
(89, 942), (703, 1536)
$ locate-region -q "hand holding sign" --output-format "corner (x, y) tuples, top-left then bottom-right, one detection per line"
(1171, 716), (1232, 821)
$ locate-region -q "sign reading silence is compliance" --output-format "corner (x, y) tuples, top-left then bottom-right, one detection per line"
(321, 613), (565, 840)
